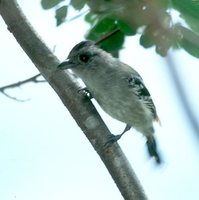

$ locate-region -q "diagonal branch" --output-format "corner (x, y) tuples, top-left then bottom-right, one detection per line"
(166, 54), (199, 138)
(0, 1), (147, 200)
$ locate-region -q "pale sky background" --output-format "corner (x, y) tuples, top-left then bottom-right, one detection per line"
(0, 1), (199, 200)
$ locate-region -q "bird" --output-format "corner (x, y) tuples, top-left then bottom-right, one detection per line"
(58, 40), (162, 164)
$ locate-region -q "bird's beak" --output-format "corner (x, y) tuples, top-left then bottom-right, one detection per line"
(57, 59), (74, 70)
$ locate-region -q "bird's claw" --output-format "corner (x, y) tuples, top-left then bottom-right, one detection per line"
(104, 134), (121, 147)
(78, 88), (93, 99)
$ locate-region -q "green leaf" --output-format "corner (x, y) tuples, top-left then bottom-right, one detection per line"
(183, 15), (199, 33)
(156, 33), (173, 57)
(174, 24), (199, 58)
(100, 31), (125, 52)
(140, 33), (154, 48)
(140, 23), (173, 56)
(84, 12), (99, 25)
(155, 44), (168, 57)
(70, 0), (87, 10)
(154, 0), (170, 9)
(139, 25), (156, 49)
(86, 17), (116, 40)
(99, 31), (125, 57)
(116, 20), (136, 36)
(55, 6), (68, 26)
(41, 0), (64, 10)
(86, 17), (125, 57)
(171, 0), (199, 19)
(171, 0), (199, 33)
(92, 17), (116, 34)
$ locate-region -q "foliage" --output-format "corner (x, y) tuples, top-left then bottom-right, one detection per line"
(41, 0), (65, 9)
(55, 6), (68, 26)
(41, 0), (199, 58)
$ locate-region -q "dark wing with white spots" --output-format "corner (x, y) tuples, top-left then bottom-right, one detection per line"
(128, 74), (160, 122)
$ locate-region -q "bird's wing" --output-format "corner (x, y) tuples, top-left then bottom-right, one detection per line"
(126, 73), (160, 123)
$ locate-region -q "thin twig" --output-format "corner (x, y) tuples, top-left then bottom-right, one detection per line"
(95, 28), (120, 45)
(1, 90), (29, 102)
(66, 9), (89, 22)
(0, 73), (45, 91)
(0, 73), (46, 101)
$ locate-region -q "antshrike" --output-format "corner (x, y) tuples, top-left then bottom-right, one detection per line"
(58, 41), (162, 164)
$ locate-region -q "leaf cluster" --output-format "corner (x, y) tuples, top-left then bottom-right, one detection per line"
(41, 0), (199, 58)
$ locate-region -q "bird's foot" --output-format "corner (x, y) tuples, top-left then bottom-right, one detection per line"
(104, 134), (122, 147)
(103, 125), (131, 148)
(78, 87), (93, 99)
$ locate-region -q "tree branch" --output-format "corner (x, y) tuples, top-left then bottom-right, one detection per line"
(0, 74), (45, 101)
(0, 1), (147, 200)
(0, 73), (44, 90)
(0, 90), (29, 102)
(166, 54), (199, 138)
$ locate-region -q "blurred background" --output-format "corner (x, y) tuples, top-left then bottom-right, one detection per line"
(0, 0), (199, 200)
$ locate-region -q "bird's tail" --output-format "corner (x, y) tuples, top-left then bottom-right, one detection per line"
(146, 135), (161, 164)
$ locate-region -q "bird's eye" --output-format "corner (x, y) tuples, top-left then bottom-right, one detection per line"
(79, 54), (90, 63)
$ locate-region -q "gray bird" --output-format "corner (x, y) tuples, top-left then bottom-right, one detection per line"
(58, 41), (161, 164)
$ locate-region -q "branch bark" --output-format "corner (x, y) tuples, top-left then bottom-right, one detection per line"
(0, 0), (147, 199)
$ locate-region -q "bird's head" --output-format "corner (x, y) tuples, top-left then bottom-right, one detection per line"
(57, 41), (114, 77)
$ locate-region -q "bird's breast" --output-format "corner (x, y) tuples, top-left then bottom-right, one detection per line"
(79, 68), (153, 130)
